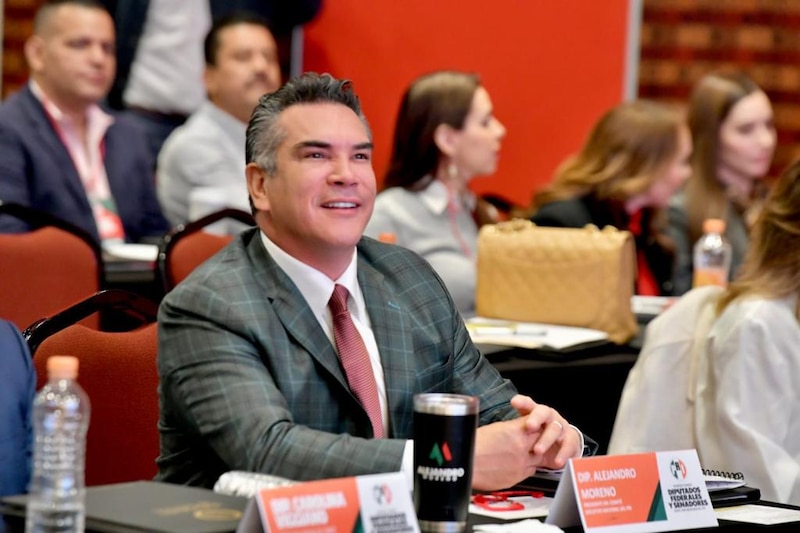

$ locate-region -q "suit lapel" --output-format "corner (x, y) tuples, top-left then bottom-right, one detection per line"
(244, 236), (350, 390)
(243, 235), (418, 435)
(20, 87), (92, 213)
(358, 258), (417, 437)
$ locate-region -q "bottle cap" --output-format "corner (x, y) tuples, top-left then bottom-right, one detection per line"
(703, 218), (726, 234)
(377, 232), (397, 244)
(47, 355), (79, 380)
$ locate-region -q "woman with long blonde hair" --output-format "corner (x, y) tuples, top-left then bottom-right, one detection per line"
(530, 99), (692, 296)
(693, 159), (800, 506)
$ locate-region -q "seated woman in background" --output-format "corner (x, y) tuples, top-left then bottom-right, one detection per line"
(529, 100), (692, 296)
(364, 71), (506, 315)
(669, 71), (776, 295)
(693, 159), (800, 506)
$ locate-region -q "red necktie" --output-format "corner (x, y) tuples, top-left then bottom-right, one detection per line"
(328, 284), (384, 438)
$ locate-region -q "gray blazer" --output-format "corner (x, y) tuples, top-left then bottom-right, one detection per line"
(156, 228), (519, 488)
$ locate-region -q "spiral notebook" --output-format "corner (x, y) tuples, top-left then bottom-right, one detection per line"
(702, 468), (746, 492)
(700, 469), (761, 508)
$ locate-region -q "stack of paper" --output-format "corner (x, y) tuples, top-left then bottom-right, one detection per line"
(465, 317), (609, 351)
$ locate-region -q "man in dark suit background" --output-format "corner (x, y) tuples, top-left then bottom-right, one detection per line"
(157, 72), (593, 490)
(0, 0), (169, 245)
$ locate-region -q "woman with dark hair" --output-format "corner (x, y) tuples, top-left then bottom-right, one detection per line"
(529, 99), (692, 296)
(669, 71), (776, 295)
(364, 71), (506, 315)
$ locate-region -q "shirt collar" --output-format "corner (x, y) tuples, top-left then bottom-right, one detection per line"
(259, 231), (367, 324)
(203, 100), (246, 148)
(29, 80), (114, 131)
(418, 178), (477, 215)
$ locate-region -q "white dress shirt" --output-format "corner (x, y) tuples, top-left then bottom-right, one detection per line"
(259, 232), (415, 486)
(124, 0), (211, 114)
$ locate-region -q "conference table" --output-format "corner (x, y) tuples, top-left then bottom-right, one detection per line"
(478, 330), (643, 455)
(4, 483), (800, 533)
(469, 501), (800, 532)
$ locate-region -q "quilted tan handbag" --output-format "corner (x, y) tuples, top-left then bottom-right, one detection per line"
(475, 220), (638, 344)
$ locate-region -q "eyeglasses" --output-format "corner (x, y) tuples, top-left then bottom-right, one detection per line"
(471, 490), (545, 511)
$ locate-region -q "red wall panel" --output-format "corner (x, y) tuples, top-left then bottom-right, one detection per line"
(303, 1), (630, 207)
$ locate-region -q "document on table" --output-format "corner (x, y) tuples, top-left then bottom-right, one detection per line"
(473, 518), (564, 532)
(715, 504), (800, 525)
(465, 318), (608, 350)
(102, 243), (159, 262)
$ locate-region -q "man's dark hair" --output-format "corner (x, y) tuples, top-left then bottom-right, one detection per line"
(245, 72), (371, 174)
(204, 11), (274, 66)
(33, 0), (110, 33)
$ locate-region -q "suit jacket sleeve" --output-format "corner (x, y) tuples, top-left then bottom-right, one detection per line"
(157, 233), (521, 487)
(0, 320), (35, 497)
(158, 283), (409, 485)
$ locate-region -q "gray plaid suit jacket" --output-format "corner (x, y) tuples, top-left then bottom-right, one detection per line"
(156, 228), (520, 488)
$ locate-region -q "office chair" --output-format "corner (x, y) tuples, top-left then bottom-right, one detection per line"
(25, 289), (160, 486)
(24, 289), (158, 354)
(0, 201), (104, 330)
(158, 207), (254, 292)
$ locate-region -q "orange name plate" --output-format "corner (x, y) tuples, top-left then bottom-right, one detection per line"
(236, 472), (419, 533)
(546, 449), (717, 532)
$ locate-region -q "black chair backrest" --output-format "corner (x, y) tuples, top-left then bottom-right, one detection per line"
(24, 289), (159, 354)
(157, 208), (255, 292)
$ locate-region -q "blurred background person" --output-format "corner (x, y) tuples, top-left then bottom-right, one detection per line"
(157, 12), (281, 229)
(101, 0), (322, 162)
(0, 319), (35, 499)
(668, 70), (776, 295)
(529, 100), (692, 296)
(364, 71), (506, 316)
(694, 158), (800, 506)
(0, 0), (169, 245)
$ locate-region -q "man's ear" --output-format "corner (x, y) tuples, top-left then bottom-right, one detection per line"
(24, 36), (45, 73)
(433, 123), (458, 158)
(246, 163), (271, 213)
(203, 66), (217, 100)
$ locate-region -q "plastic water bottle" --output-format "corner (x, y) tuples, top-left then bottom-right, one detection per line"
(692, 218), (733, 288)
(26, 356), (91, 533)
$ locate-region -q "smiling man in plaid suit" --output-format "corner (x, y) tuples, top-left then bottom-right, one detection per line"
(156, 73), (594, 490)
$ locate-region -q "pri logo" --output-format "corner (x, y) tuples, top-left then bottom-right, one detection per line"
(373, 484), (392, 505)
(429, 442), (453, 467)
(670, 459), (687, 480)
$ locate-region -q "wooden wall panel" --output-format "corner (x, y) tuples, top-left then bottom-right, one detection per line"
(302, 1), (630, 207)
(639, 0), (800, 177)
(2, 0), (41, 99)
